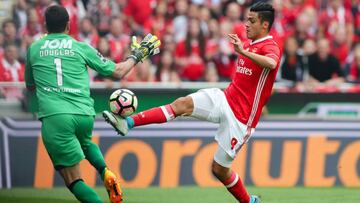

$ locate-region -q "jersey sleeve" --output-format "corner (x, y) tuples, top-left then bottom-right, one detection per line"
(81, 43), (116, 76)
(24, 47), (35, 89)
(261, 43), (281, 64)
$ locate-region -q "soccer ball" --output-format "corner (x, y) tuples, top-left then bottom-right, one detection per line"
(109, 89), (138, 118)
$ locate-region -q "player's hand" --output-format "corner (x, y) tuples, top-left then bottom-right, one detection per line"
(129, 34), (161, 63)
(130, 36), (141, 51)
(228, 34), (244, 55)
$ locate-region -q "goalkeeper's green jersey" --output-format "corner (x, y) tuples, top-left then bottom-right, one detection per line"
(25, 33), (116, 118)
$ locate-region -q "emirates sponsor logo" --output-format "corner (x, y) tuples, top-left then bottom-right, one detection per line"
(239, 59), (245, 66)
(236, 59), (252, 75)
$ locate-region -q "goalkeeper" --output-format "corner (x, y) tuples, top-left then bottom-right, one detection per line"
(24, 5), (160, 203)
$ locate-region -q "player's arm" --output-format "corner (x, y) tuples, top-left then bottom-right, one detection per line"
(111, 58), (137, 79)
(239, 49), (277, 70)
(24, 47), (36, 91)
(85, 34), (160, 79)
(112, 34), (161, 79)
(228, 34), (278, 70)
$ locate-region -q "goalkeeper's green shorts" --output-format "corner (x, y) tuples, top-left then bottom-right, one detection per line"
(41, 114), (94, 169)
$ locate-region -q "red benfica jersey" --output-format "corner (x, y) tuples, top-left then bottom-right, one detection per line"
(224, 36), (281, 128)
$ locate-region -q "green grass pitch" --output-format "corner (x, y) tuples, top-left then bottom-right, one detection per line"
(0, 186), (359, 203)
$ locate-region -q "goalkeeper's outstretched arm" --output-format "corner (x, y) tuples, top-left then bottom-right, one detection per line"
(112, 34), (161, 79)
(112, 58), (137, 79)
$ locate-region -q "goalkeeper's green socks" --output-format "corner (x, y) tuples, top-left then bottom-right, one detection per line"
(83, 142), (107, 180)
(69, 179), (103, 203)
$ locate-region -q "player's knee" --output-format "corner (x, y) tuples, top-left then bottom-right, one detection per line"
(211, 162), (222, 179)
(58, 165), (82, 186)
(211, 161), (229, 181)
(171, 96), (194, 116)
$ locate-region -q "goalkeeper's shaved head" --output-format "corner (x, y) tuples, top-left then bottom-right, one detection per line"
(45, 5), (69, 33)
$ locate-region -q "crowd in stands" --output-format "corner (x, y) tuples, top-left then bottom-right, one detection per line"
(0, 0), (360, 98)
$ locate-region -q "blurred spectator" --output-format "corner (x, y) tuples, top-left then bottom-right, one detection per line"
(61, 0), (79, 37)
(207, 0), (223, 17)
(0, 43), (24, 99)
(123, 0), (154, 33)
(191, 0), (206, 5)
(22, 8), (43, 42)
(279, 37), (305, 83)
(155, 50), (180, 83)
(307, 38), (345, 86)
(133, 59), (156, 82)
(93, 37), (112, 81)
(87, 0), (114, 35)
(206, 18), (220, 61)
(0, 43), (24, 81)
(347, 43), (360, 82)
(271, 0), (290, 50)
(204, 62), (219, 82)
(331, 25), (350, 68)
(112, 0), (127, 15)
(77, 17), (99, 47)
(144, 0), (173, 40)
(302, 38), (317, 55)
(0, 33), (4, 57)
(187, 3), (200, 19)
(351, 0), (360, 42)
(12, 0), (28, 34)
(212, 20), (236, 81)
(175, 18), (207, 81)
(162, 33), (177, 53)
(97, 37), (111, 58)
(20, 8), (44, 61)
(106, 16), (130, 63)
(301, 38), (317, 81)
(1, 0), (360, 88)
(0, 0), (14, 25)
(2, 19), (21, 48)
(282, 0), (307, 25)
(318, 0), (354, 48)
(222, 2), (247, 43)
(293, 10), (316, 48)
(173, 0), (189, 42)
(35, 0), (57, 26)
(199, 6), (211, 36)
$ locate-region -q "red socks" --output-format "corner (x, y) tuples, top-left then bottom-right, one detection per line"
(131, 104), (176, 127)
(222, 172), (250, 203)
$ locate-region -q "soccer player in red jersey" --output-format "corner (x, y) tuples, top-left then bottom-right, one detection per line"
(104, 2), (280, 203)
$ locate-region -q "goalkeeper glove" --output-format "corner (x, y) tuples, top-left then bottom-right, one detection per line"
(128, 34), (161, 63)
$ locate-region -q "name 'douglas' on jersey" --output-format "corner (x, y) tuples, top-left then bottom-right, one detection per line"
(39, 39), (75, 57)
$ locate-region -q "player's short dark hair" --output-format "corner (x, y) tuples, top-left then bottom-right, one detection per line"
(250, 2), (275, 31)
(45, 5), (69, 33)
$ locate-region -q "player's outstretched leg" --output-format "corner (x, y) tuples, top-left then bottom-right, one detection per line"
(250, 195), (261, 203)
(103, 103), (178, 136)
(103, 111), (130, 136)
(103, 168), (123, 203)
